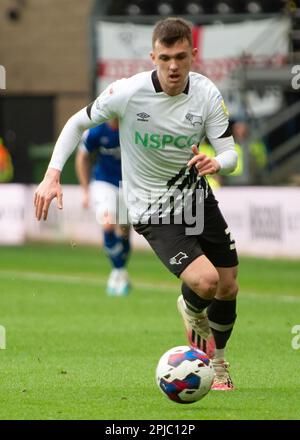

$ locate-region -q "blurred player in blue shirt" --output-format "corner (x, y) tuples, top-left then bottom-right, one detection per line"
(75, 119), (131, 296)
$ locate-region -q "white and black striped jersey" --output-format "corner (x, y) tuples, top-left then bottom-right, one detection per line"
(86, 70), (231, 223)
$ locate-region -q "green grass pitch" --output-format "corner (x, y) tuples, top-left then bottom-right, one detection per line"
(0, 243), (300, 420)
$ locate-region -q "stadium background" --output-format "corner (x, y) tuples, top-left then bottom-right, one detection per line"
(0, 0), (300, 421)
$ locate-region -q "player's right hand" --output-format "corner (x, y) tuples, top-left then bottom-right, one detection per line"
(34, 168), (63, 221)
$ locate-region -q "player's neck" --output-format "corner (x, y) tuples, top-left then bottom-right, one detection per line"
(157, 73), (189, 96)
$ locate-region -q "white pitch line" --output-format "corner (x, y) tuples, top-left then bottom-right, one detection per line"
(0, 269), (175, 291)
(0, 270), (300, 303)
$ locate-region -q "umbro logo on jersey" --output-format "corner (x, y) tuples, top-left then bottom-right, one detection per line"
(137, 112), (150, 122)
(169, 252), (189, 265)
(185, 113), (203, 127)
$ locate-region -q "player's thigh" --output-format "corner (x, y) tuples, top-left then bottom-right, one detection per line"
(133, 223), (203, 278)
(90, 180), (118, 225)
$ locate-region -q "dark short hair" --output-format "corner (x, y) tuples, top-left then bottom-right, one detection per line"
(152, 17), (193, 48)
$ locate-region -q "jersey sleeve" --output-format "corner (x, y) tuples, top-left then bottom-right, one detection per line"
(204, 84), (230, 140)
(87, 79), (130, 125)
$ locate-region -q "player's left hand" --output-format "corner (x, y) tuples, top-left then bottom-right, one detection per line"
(188, 145), (220, 176)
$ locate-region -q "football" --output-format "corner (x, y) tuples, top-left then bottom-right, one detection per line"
(156, 345), (215, 404)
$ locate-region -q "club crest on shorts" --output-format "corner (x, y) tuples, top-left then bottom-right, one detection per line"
(169, 252), (188, 265)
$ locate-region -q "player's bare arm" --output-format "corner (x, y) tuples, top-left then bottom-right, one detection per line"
(75, 148), (92, 209)
(34, 107), (99, 221)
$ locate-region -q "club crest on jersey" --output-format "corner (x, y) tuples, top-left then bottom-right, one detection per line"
(137, 112), (150, 122)
(185, 113), (203, 127)
(169, 252), (189, 265)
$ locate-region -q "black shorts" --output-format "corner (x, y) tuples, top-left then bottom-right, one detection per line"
(134, 191), (238, 277)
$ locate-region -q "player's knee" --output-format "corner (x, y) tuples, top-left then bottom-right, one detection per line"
(218, 279), (239, 300)
(189, 272), (219, 299)
(118, 225), (130, 238)
(102, 222), (115, 233)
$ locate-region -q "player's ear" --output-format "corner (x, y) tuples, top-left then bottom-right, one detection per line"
(150, 51), (156, 64)
(192, 47), (198, 61)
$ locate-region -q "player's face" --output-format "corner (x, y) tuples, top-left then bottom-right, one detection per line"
(150, 39), (197, 96)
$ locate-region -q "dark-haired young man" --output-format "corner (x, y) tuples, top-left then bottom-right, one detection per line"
(34, 17), (239, 390)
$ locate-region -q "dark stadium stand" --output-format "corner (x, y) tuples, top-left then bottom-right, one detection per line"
(103, 0), (289, 16)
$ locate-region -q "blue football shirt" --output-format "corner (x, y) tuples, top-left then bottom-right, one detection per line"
(83, 123), (121, 187)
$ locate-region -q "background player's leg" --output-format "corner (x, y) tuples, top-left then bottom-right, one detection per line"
(119, 227), (131, 264)
(114, 224), (131, 295)
(113, 188), (132, 295)
(92, 181), (131, 296)
(103, 217), (131, 296)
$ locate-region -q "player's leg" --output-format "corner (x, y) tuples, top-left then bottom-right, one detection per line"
(113, 185), (132, 295)
(208, 265), (238, 390)
(118, 225), (131, 264)
(208, 266), (238, 358)
(91, 181), (129, 296)
(177, 255), (218, 357)
(133, 222), (217, 354)
(199, 191), (239, 390)
(113, 224), (131, 296)
(102, 218), (129, 296)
